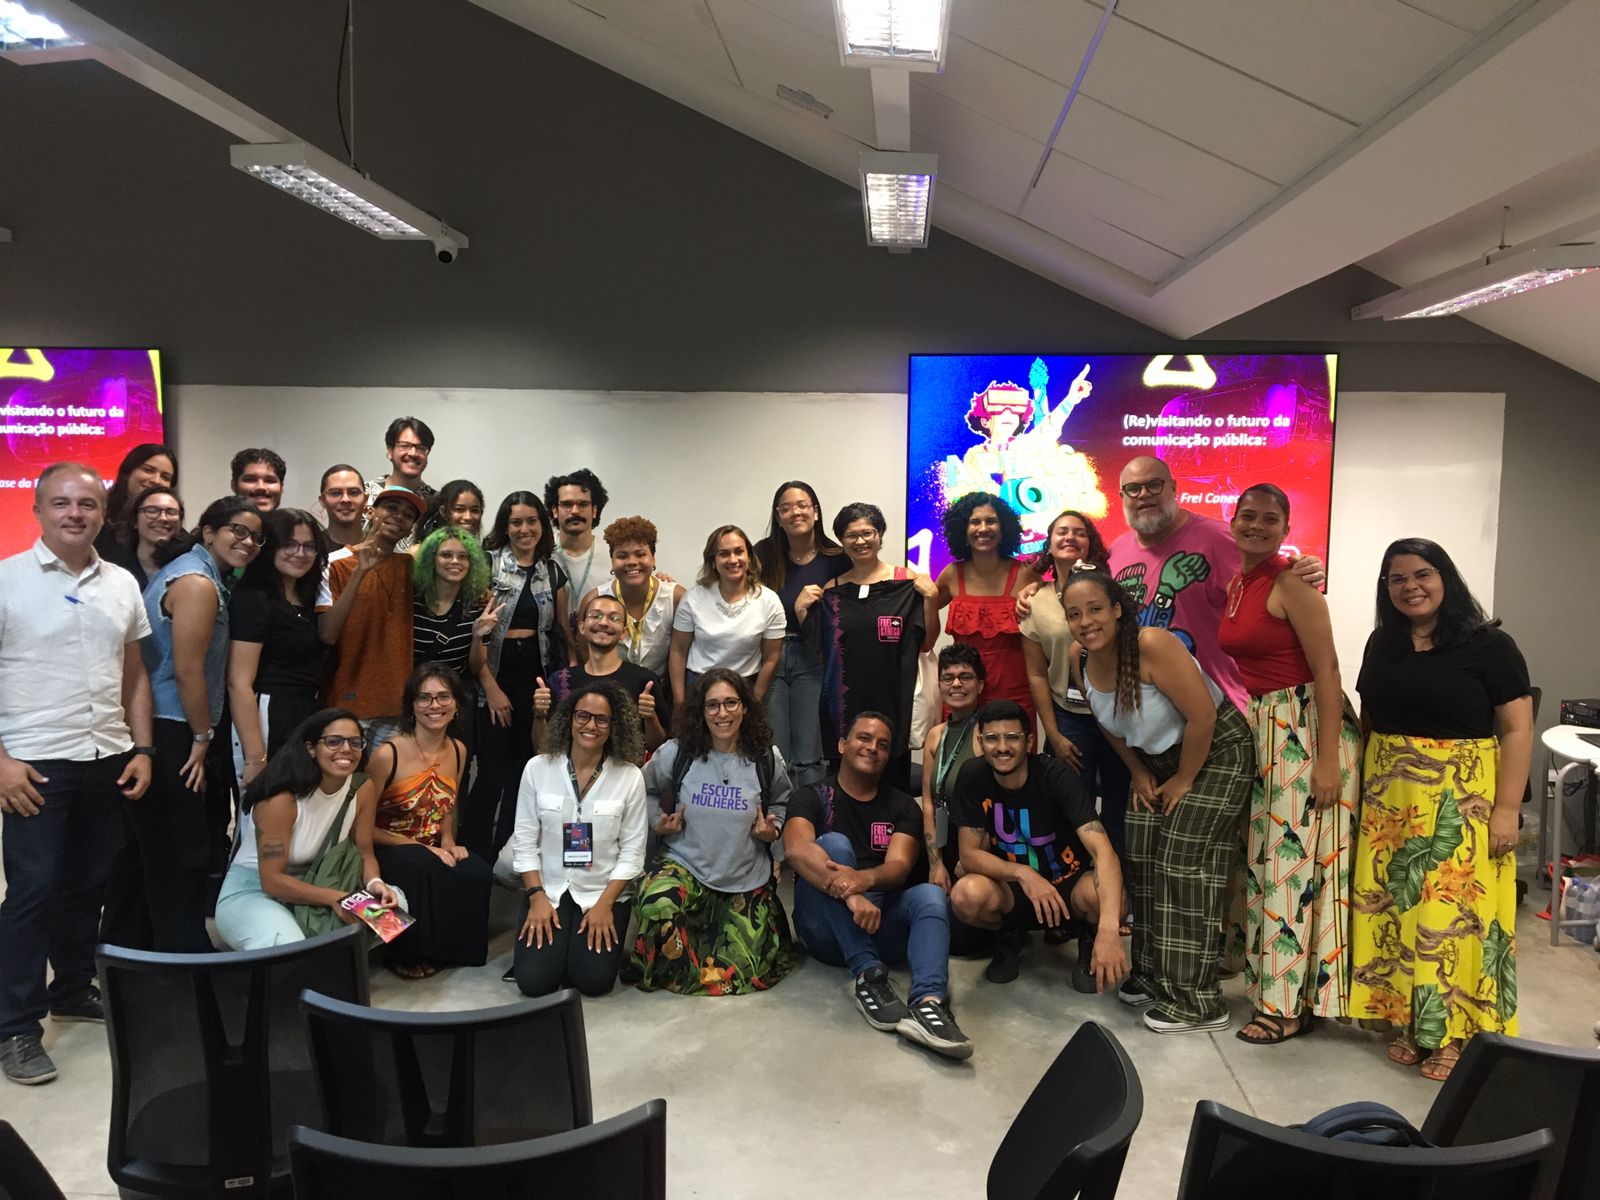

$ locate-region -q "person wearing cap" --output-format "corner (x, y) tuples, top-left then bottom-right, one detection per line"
(318, 486), (426, 721)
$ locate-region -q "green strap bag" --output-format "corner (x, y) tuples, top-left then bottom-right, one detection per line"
(293, 772), (368, 937)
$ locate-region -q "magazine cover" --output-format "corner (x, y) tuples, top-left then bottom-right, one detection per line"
(338, 889), (416, 943)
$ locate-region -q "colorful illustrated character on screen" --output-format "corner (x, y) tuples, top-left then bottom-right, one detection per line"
(1112, 552), (1209, 654)
(941, 358), (1106, 545)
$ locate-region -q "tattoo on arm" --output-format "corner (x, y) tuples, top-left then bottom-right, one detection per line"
(1080, 819), (1106, 836)
(257, 839), (287, 862)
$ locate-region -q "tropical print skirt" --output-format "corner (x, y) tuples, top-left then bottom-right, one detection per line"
(1350, 734), (1517, 1047)
(630, 859), (794, 996)
(1228, 685), (1360, 1019)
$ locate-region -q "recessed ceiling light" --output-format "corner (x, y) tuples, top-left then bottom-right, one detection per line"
(832, 0), (949, 72)
(859, 150), (937, 250)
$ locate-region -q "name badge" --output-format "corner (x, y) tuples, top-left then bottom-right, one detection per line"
(563, 821), (594, 868)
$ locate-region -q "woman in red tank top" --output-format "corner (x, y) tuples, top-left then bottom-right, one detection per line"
(1217, 484), (1360, 1047)
(933, 493), (1038, 729)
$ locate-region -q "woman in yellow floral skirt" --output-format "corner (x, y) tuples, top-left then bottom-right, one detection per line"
(1350, 538), (1533, 1081)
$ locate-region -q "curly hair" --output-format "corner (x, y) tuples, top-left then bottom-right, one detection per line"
(695, 525), (763, 591)
(1061, 566), (1142, 715)
(230, 447), (286, 485)
(671, 668), (773, 763)
(543, 469), (608, 521)
(942, 492), (1023, 561)
(831, 501), (886, 539)
(1029, 509), (1110, 578)
(413, 526), (491, 608)
(602, 515), (658, 554)
(541, 680), (645, 766)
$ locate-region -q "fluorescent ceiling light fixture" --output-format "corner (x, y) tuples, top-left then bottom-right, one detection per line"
(230, 143), (466, 257)
(833, 0), (949, 71)
(0, 0), (87, 61)
(859, 150), (936, 250)
(1353, 242), (1600, 320)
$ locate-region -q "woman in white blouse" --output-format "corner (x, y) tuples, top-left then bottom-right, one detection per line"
(668, 524), (785, 704)
(509, 681), (648, 997)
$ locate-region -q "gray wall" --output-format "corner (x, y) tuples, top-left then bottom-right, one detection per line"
(3, 1), (1596, 721)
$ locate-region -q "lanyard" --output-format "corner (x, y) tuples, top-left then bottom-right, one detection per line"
(566, 756), (603, 818)
(934, 716), (975, 799)
(616, 576), (659, 656)
(568, 543), (596, 607)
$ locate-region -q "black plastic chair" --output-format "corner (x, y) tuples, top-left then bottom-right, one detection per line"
(1177, 1100), (1557, 1199)
(987, 1020), (1143, 1199)
(300, 987), (592, 1147)
(0, 1121), (67, 1200)
(288, 1098), (666, 1199)
(1423, 1032), (1600, 1200)
(97, 924), (369, 1198)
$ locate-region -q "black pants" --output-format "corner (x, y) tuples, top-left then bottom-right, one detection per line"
(100, 720), (214, 952)
(512, 892), (632, 998)
(0, 753), (129, 1038)
(462, 640), (539, 862)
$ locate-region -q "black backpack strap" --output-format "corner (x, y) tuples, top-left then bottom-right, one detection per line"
(668, 743), (695, 811)
(756, 745), (775, 811)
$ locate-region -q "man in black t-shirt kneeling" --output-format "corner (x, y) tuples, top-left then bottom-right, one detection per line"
(785, 712), (971, 1060)
(950, 700), (1129, 994)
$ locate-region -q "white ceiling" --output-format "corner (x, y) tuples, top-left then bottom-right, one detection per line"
(471, 0), (1600, 376)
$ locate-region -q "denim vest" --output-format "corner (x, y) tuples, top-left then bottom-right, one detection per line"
(485, 548), (566, 679)
(143, 544), (231, 726)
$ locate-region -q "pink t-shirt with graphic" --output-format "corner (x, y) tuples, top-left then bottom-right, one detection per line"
(1108, 514), (1247, 713)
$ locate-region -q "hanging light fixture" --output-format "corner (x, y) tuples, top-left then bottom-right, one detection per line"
(832, 0), (950, 71)
(859, 150), (937, 250)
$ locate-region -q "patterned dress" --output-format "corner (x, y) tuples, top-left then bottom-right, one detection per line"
(945, 561), (1034, 729)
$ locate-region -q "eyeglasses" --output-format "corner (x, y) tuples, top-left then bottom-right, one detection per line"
(556, 499), (592, 511)
(776, 502), (814, 517)
(841, 530), (879, 543)
(1385, 567), (1440, 589)
(224, 523), (265, 545)
(586, 611), (625, 626)
(704, 698), (744, 714)
(415, 692), (456, 708)
(138, 505), (182, 521)
(316, 734), (365, 750)
(279, 540), (319, 557)
(393, 440), (430, 456)
(435, 550), (471, 563)
(573, 710), (612, 728)
(939, 671), (978, 684)
(980, 732), (1026, 746)
(1120, 479), (1169, 498)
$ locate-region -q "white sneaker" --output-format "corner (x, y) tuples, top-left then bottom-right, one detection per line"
(1143, 1007), (1230, 1034)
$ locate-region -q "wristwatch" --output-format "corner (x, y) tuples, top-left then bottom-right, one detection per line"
(192, 729), (214, 744)
(130, 745), (155, 757)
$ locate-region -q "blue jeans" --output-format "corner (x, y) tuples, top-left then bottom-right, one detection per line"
(1055, 706), (1131, 858)
(0, 754), (130, 1038)
(791, 831), (950, 1002)
(768, 636), (826, 788)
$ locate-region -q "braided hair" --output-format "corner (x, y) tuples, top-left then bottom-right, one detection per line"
(1061, 565), (1143, 715)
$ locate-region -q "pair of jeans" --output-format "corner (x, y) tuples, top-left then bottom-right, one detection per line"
(768, 636), (826, 788)
(0, 753), (130, 1038)
(513, 891), (634, 998)
(791, 831), (950, 1002)
(1054, 706), (1132, 858)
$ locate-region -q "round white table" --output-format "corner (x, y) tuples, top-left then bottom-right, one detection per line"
(1544, 724), (1600, 945)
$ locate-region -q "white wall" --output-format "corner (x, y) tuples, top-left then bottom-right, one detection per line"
(1326, 391), (1505, 708)
(171, 386), (906, 581)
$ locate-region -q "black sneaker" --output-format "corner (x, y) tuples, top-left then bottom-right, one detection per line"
(851, 966), (909, 1031)
(49, 986), (104, 1024)
(1117, 977), (1157, 1007)
(984, 931), (1024, 984)
(1071, 934), (1098, 994)
(0, 1035), (57, 1085)
(897, 997), (973, 1060)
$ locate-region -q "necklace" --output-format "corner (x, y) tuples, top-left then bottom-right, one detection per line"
(714, 588), (750, 617)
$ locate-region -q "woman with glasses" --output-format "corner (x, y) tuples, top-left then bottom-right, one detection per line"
(794, 502), (939, 792)
(510, 681), (648, 997)
(754, 482), (849, 789)
(411, 479), (487, 551)
(1350, 539), (1531, 1082)
(97, 443), (178, 558)
(630, 670), (793, 995)
(411, 526), (497, 679)
(102, 485), (185, 590)
(370, 663), (492, 979)
(228, 508), (333, 787)
(102, 498), (264, 952)
(933, 492), (1040, 730)
(538, 593), (666, 751)
(1020, 510), (1130, 855)
(215, 709), (399, 950)
(1061, 565), (1253, 1035)
(669, 525), (785, 704)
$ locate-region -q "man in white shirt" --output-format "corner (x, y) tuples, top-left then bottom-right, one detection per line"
(544, 468), (609, 620)
(0, 463), (153, 1087)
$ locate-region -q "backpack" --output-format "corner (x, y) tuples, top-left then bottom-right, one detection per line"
(668, 742), (776, 811)
(1293, 1102), (1431, 1147)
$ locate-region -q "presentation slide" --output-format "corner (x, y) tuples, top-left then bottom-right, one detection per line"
(0, 348), (165, 558)
(906, 353), (1337, 579)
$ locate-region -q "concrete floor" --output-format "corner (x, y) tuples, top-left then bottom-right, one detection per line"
(6, 883), (1600, 1199)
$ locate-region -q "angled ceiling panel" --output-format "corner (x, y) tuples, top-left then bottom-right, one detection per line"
(720, 43), (879, 147)
(1399, 0), (1528, 33)
(576, 0), (741, 81)
(1018, 184), (1183, 282)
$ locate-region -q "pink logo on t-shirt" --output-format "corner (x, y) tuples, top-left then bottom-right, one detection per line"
(877, 616), (903, 643)
(870, 821), (894, 851)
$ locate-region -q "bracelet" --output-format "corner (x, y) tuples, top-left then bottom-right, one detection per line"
(365, 877), (384, 893)
(524, 885), (545, 900)
(130, 745), (155, 757)
(192, 729), (214, 744)
(248, 755), (268, 765)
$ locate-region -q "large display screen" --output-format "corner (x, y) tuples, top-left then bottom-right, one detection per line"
(907, 353), (1336, 578)
(0, 348), (165, 558)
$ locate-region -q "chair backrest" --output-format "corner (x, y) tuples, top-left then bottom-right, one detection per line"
(300, 987), (592, 1147)
(1178, 1100), (1557, 1200)
(97, 925), (369, 1197)
(986, 1020), (1144, 1200)
(0, 1121), (66, 1200)
(288, 1098), (666, 1199)
(1424, 1031), (1600, 1200)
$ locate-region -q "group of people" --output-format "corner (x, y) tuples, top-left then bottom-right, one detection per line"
(0, 427), (1532, 1084)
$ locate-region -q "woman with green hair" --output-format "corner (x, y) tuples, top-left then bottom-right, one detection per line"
(411, 526), (499, 681)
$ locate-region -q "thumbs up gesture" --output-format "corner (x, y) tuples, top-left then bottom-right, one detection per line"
(637, 680), (656, 722)
(533, 676), (552, 718)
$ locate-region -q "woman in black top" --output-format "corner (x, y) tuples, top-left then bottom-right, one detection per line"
(227, 508), (332, 787)
(412, 479), (487, 548)
(1350, 538), (1533, 1083)
(411, 526), (497, 678)
(101, 485), (184, 590)
(753, 480), (848, 790)
(96, 443), (178, 560)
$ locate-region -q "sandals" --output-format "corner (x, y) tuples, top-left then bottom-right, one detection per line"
(1235, 1012), (1313, 1045)
(1387, 1035), (1423, 1066)
(390, 962), (437, 980)
(1420, 1043), (1461, 1082)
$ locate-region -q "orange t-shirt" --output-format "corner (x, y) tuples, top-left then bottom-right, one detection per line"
(319, 552), (414, 719)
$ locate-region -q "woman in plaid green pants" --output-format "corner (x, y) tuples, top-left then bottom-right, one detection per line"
(1063, 566), (1254, 1034)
